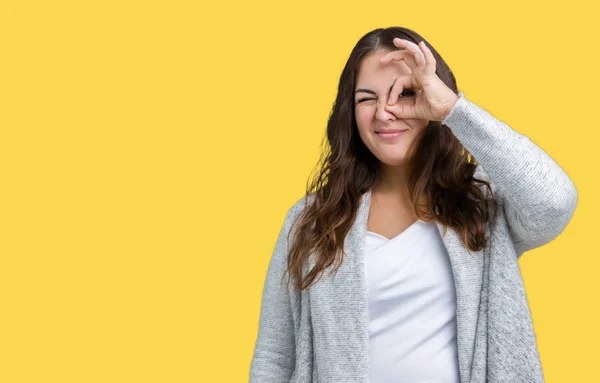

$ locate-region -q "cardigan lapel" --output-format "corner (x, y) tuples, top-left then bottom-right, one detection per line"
(307, 187), (486, 383)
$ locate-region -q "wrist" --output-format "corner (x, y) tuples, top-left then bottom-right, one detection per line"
(440, 93), (460, 123)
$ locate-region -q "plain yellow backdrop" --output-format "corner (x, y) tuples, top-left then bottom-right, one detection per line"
(1, 0), (597, 381)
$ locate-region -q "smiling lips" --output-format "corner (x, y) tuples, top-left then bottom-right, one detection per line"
(375, 129), (407, 139)
(375, 129), (407, 133)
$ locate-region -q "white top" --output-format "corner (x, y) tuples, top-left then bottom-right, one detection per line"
(365, 219), (460, 383)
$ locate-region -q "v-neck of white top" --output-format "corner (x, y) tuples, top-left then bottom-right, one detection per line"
(366, 219), (425, 242)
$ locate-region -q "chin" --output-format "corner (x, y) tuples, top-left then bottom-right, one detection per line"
(376, 155), (407, 167)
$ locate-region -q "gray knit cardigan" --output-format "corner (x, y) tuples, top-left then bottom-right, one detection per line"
(249, 92), (578, 383)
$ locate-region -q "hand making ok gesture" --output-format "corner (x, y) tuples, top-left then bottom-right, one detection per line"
(380, 38), (460, 122)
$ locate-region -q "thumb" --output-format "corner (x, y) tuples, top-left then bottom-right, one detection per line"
(384, 102), (418, 120)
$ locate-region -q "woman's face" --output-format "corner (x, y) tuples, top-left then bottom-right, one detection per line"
(354, 50), (429, 167)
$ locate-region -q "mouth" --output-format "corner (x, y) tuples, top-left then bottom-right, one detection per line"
(375, 129), (407, 139)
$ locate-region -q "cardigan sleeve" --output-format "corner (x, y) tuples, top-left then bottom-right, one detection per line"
(249, 205), (297, 382)
(443, 92), (578, 259)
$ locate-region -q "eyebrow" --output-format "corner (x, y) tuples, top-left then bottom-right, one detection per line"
(355, 78), (397, 97)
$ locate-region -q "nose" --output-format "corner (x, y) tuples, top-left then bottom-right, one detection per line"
(375, 98), (397, 121)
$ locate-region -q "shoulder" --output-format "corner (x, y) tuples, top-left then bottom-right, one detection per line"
(285, 192), (316, 227)
(472, 164), (501, 201)
(473, 163), (490, 183)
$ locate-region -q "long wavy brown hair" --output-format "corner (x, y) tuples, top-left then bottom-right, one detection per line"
(284, 26), (499, 292)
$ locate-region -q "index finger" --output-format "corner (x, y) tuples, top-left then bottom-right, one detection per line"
(387, 73), (420, 105)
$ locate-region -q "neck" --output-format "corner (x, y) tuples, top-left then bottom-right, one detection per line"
(374, 163), (409, 197)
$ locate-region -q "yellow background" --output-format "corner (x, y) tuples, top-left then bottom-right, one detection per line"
(1, 0), (597, 381)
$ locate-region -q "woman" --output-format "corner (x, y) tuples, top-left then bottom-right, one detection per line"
(249, 26), (577, 383)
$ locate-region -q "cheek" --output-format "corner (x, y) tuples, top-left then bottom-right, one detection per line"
(404, 118), (429, 130)
(355, 106), (375, 127)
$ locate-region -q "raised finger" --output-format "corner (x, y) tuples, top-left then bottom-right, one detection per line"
(393, 38), (426, 66)
(418, 41), (437, 76)
(379, 49), (418, 72)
